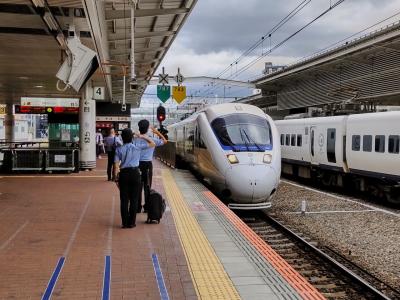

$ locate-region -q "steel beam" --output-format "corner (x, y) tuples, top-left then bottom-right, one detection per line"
(105, 8), (189, 20)
(109, 30), (175, 41)
(110, 46), (164, 55)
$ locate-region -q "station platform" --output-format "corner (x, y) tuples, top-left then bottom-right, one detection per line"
(0, 158), (324, 300)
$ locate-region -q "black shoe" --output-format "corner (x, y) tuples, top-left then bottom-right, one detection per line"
(127, 224), (136, 228)
(121, 225), (128, 229)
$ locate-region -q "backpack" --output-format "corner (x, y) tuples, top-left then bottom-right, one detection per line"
(146, 189), (166, 224)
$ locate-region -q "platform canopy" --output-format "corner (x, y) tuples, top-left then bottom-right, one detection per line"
(0, 0), (197, 107)
(244, 22), (400, 111)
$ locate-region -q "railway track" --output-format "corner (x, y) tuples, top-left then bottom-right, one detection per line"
(240, 211), (400, 300)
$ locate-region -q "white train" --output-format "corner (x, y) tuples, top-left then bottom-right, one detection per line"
(276, 111), (400, 203)
(168, 103), (281, 210)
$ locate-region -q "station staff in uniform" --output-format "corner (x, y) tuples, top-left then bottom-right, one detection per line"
(113, 128), (155, 228)
(137, 120), (167, 212)
(104, 128), (122, 181)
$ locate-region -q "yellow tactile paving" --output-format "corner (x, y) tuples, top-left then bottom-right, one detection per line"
(162, 169), (241, 300)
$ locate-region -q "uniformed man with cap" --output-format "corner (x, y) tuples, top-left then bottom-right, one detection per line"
(113, 128), (155, 228)
(137, 120), (167, 212)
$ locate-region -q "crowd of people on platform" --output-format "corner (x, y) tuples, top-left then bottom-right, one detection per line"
(95, 121), (167, 229)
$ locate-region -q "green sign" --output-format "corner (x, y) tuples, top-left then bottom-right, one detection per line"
(157, 85), (170, 103)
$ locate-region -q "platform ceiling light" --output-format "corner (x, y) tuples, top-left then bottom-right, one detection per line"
(43, 12), (58, 31)
(18, 76), (29, 80)
(227, 154), (239, 164)
(32, 0), (45, 7)
(263, 154), (272, 164)
(34, 85), (44, 88)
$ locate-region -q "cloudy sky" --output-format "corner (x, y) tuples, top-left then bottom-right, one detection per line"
(141, 0), (400, 106)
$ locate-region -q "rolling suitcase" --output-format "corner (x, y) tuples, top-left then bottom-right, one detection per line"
(146, 189), (166, 224)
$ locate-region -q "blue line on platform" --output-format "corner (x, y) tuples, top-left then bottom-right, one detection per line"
(102, 255), (111, 300)
(151, 253), (170, 300)
(41, 257), (65, 300)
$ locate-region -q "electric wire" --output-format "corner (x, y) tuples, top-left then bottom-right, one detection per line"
(200, 0), (346, 97)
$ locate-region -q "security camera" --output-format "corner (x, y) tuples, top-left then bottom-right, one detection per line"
(129, 79), (139, 91)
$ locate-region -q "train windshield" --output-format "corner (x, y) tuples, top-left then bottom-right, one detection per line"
(211, 114), (272, 152)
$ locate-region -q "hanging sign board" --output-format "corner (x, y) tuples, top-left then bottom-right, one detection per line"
(0, 105), (5, 114)
(172, 86), (186, 104)
(157, 85), (171, 103)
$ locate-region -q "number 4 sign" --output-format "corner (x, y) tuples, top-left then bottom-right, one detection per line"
(93, 87), (105, 100)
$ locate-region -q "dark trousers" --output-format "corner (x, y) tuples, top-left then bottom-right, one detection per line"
(138, 161), (153, 211)
(118, 168), (141, 227)
(107, 150), (115, 180)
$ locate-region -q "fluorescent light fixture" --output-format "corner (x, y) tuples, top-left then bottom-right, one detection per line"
(34, 85), (44, 88)
(56, 33), (67, 49)
(32, 0), (45, 7)
(43, 12), (58, 31)
(18, 76), (29, 80)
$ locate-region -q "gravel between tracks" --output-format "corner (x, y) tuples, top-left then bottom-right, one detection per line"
(270, 181), (400, 291)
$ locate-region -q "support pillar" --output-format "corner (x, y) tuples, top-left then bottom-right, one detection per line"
(4, 104), (14, 142)
(79, 82), (96, 170)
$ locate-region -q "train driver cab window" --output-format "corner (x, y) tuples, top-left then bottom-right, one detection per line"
(297, 134), (302, 147)
(375, 135), (385, 153)
(211, 114), (272, 151)
(352, 135), (360, 151)
(280, 134), (284, 146)
(327, 128), (336, 163)
(291, 134), (296, 146)
(363, 135), (372, 152)
(389, 135), (399, 154)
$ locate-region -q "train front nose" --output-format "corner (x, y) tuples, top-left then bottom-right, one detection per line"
(225, 164), (278, 203)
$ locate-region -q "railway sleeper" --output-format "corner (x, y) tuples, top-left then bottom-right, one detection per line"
(269, 242), (296, 249)
(321, 291), (347, 299)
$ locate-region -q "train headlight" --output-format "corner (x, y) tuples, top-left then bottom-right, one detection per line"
(227, 154), (239, 164)
(263, 154), (272, 164)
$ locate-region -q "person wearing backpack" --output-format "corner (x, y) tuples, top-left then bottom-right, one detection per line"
(104, 128), (122, 181)
(113, 128), (155, 228)
(137, 120), (167, 213)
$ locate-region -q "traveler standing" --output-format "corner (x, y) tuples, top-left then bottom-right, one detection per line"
(104, 128), (122, 181)
(137, 120), (167, 212)
(113, 128), (155, 228)
(95, 129), (104, 159)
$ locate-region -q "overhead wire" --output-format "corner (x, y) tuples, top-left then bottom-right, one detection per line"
(201, 0), (346, 97)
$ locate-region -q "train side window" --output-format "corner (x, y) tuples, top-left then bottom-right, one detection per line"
(280, 134), (284, 145)
(297, 134), (302, 147)
(285, 134), (290, 146)
(375, 135), (385, 153)
(352, 135), (360, 151)
(327, 128), (336, 163)
(363, 135), (372, 152)
(291, 134), (296, 146)
(389, 135), (399, 154)
(311, 130), (315, 156)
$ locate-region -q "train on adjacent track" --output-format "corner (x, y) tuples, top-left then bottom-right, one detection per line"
(168, 103), (281, 210)
(276, 111), (400, 204)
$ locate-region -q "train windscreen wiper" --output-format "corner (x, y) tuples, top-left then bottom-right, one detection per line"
(242, 128), (263, 152)
(239, 128), (250, 152)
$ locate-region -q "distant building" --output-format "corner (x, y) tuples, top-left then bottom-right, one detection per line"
(263, 62), (285, 75)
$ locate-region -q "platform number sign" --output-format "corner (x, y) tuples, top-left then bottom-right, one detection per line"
(172, 86), (186, 104)
(93, 86), (105, 100)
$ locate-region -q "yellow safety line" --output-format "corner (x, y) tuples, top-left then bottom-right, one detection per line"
(162, 169), (241, 300)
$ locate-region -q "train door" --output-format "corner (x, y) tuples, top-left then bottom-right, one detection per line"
(310, 126), (317, 164)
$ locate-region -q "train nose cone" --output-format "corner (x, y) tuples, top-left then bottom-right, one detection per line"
(225, 165), (278, 203)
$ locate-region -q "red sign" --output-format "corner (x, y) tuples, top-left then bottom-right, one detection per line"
(96, 122), (113, 128)
(15, 105), (79, 114)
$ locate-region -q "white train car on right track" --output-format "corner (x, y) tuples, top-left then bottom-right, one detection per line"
(276, 111), (400, 204)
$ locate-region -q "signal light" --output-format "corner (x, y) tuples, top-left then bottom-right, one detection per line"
(157, 105), (166, 123)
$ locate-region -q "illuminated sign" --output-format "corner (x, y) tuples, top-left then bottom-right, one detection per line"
(15, 105), (79, 114)
(21, 97), (79, 107)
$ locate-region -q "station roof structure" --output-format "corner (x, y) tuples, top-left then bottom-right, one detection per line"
(240, 21), (400, 110)
(0, 0), (197, 107)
